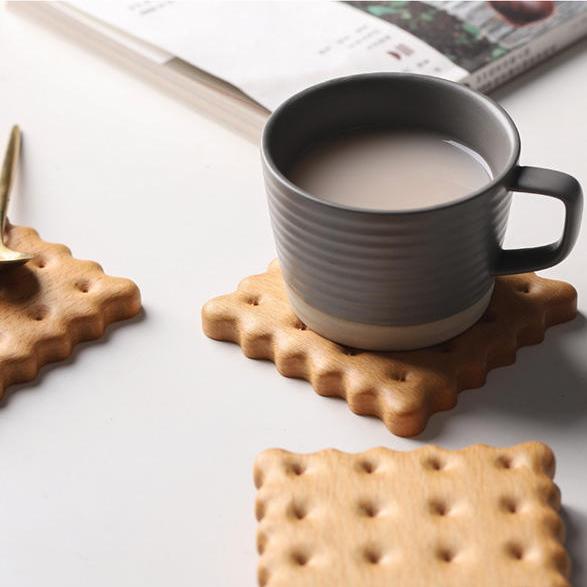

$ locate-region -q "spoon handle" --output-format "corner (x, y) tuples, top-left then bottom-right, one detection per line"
(0, 126), (21, 245)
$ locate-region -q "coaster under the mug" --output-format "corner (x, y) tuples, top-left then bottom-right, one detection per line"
(202, 260), (576, 437)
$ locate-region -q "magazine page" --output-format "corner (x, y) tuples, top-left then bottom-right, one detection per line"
(349, 1), (587, 75)
(54, 2), (173, 64)
(68, 0), (467, 110)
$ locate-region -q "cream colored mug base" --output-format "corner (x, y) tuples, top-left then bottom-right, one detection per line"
(286, 285), (494, 351)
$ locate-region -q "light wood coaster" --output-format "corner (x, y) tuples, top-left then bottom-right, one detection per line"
(0, 224), (141, 397)
(254, 443), (569, 587)
(202, 260), (576, 437)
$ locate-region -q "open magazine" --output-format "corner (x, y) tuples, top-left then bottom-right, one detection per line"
(11, 1), (587, 140)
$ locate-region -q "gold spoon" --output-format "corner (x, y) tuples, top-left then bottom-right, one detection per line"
(0, 126), (32, 268)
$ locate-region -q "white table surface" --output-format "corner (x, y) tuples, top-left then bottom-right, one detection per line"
(1, 4), (586, 586)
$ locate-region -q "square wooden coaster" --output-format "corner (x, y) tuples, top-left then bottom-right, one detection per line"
(0, 224), (141, 396)
(254, 443), (569, 587)
(202, 260), (576, 437)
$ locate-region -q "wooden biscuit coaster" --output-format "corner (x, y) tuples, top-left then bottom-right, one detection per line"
(202, 261), (576, 437)
(0, 224), (141, 397)
(254, 442), (569, 587)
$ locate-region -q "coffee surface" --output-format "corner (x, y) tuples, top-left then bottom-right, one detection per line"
(288, 129), (492, 211)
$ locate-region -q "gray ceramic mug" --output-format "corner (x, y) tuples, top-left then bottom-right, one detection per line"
(261, 73), (582, 351)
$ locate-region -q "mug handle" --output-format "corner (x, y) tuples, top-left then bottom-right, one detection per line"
(493, 166), (583, 275)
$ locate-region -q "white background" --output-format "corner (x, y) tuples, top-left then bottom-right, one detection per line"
(0, 4), (586, 586)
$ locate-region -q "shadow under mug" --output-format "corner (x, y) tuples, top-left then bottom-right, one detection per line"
(261, 73), (583, 351)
